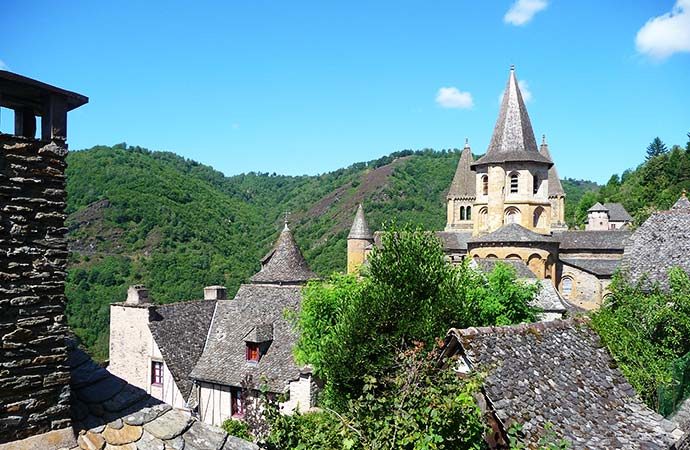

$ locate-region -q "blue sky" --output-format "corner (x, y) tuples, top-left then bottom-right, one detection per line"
(1, 0), (689, 183)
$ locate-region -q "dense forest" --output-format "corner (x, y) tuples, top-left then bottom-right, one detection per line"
(65, 134), (689, 360)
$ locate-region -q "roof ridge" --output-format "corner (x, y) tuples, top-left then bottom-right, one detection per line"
(539, 136), (564, 196)
(449, 317), (590, 339)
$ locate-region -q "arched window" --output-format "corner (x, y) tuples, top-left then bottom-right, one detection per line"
(533, 175), (539, 194)
(466, 206), (471, 221)
(561, 277), (573, 298)
(481, 175), (488, 196)
(509, 172), (519, 194)
(460, 206), (465, 221)
(533, 207), (545, 228)
(478, 207), (488, 229)
(504, 207), (521, 225)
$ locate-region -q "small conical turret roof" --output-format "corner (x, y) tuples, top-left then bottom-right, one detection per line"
(472, 66), (552, 168)
(587, 202), (608, 212)
(251, 222), (317, 284)
(447, 139), (476, 199)
(539, 135), (564, 196)
(348, 204), (373, 240)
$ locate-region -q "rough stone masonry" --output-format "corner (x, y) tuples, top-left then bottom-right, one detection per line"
(0, 135), (72, 443)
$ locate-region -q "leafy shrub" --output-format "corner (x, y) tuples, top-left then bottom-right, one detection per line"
(221, 418), (252, 441)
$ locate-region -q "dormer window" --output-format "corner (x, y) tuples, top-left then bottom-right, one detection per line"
(246, 343), (260, 362)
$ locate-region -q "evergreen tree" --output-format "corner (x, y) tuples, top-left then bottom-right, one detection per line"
(646, 137), (668, 160)
(686, 132), (690, 153)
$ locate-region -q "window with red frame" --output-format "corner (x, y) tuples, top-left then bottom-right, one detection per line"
(231, 389), (245, 417)
(151, 361), (163, 385)
(246, 343), (260, 362)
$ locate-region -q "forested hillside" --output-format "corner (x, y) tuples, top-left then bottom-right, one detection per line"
(571, 135), (690, 227)
(65, 144), (596, 359)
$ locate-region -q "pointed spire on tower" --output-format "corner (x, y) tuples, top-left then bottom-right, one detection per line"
(472, 66), (551, 168)
(251, 221), (317, 285)
(448, 142), (476, 199)
(672, 190), (690, 210)
(538, 133), (564, 196)
(348, 204), (373, 240)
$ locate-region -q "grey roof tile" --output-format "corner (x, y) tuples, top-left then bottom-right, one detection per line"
(604, 203), (633, 222)
(472, 258), (537, 279)
(190, 284), (303, 392)
(435, 231), (473, 251)
(348, 204), (374, 240)
(560, 257), (621, 276)
(447, 143), (476, 199)
(472, 67), (552, 168)
(250, 224), (318, 285)
(444, 319), (680, 449)
(539, 137), (564, 196)
(554, 230), (631, 251)
(66, 340), (257, 450)
(148, 300), (217, 400)
(587, 202), (608, 212)
(620, 194), (690, 289)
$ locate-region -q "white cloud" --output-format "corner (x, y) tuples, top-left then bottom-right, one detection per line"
(504, 0), (548, 26)
(636, 0), (690, 60)
(498, 80), (533, 104)
(0, 59), (7, 70)
(435, 87), (474, 109)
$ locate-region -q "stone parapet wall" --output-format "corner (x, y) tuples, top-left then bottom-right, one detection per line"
(0, 135), (71, 443)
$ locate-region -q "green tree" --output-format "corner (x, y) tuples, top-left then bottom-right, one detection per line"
(646, 136), (668, 160)
(294, 224), (538, 407)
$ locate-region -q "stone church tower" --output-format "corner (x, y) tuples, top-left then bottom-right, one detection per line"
(470, 66), (554, 236)
(445, 139), (476, 231)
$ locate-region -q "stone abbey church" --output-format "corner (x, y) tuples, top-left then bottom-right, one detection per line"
(348, 66), (634, 310)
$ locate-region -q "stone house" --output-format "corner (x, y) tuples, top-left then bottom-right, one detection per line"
(439, 319), (683, 449)
(347, 66), (632, 310)
(586, 202), (633, 230)
(0, 70), (256, 450)
(108, 222), (320, 427)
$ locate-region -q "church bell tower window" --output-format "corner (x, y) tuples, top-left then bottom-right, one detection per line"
(510, 173), (519, 194)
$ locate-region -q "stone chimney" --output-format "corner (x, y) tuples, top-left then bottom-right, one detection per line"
(0, 70), (87, 446)
(203, 285), (227, 300)
(126, 285), (150, 305)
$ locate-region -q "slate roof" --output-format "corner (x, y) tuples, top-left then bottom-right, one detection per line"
(436, 231), (472, 251)
(533, 280), (568, 313)
(605, 202), (633, 222)
(190, 284), (303, 393)
(539, 137), (564, 196)
(469, 223), (555, 244)
(67, 340), (258, 450)
(472, 67), (552, 168)
(148, 300), (217, 401)
(554, 230), (631, 251)
(588, 202), (608, 212)
(620, 194), (690, 289)
(560, 257), (621, 277)
(447, 143), (476, 199)
(472, 258), (536, 279)
(251, 223), (318, 284)
(442, 319), (681, 449)
(348, 204), (374, 240)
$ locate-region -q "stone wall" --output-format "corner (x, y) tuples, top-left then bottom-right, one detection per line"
(0, 136), (71, 443)
(108, 304), (153, 392)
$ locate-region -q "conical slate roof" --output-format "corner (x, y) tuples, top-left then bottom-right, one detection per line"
(447, 140), (476, 199)
(672, 192), (690, 210)
(539, 135), (564, 196)
(348, 204), (373, 240)
(250, 223), (318, 285)
(587, 202), (608, 212)
(472, 67), (552, 168)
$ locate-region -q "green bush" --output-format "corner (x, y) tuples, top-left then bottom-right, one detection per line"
(221, 418), (252, 441)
